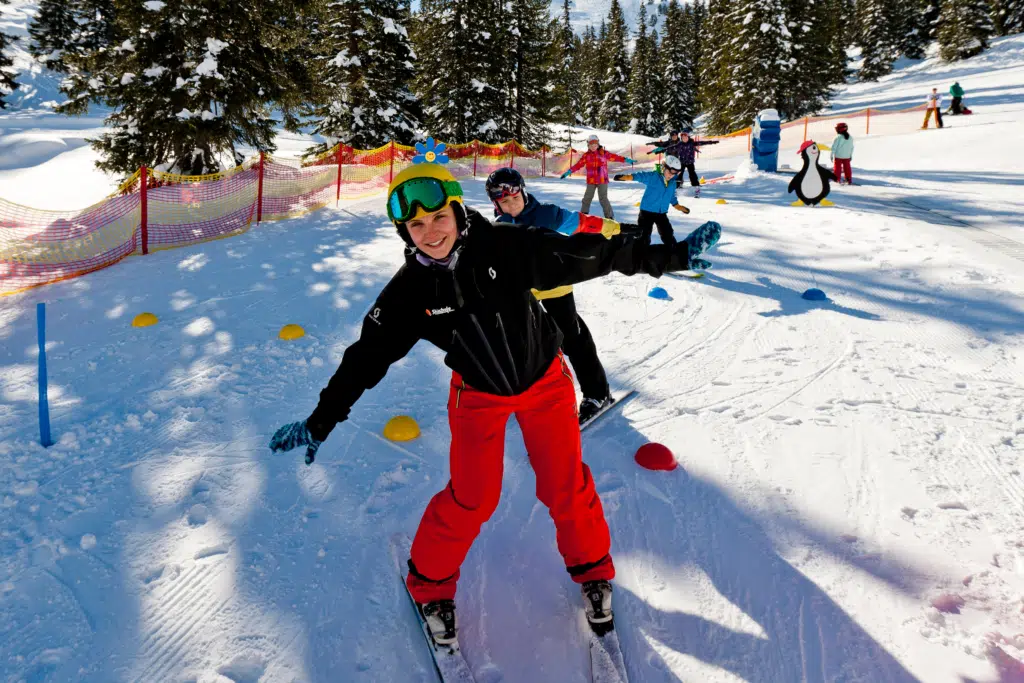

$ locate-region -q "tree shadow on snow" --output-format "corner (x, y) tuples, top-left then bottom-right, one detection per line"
(579, 411), (936, 683)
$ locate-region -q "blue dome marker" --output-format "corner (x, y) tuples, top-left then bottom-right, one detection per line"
(802, 288), (828, 301)
(648, 287), (671, 300)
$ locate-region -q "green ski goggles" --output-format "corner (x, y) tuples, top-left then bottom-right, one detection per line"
(387, 177), (464, 223)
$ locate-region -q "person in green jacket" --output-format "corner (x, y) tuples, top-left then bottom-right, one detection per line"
(830, 122), (855, 185)
(949, 82), (965, 115)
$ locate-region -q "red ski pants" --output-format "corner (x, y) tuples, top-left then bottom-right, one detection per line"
(833, 158), (852, 183)
(406, 355), (614, 603)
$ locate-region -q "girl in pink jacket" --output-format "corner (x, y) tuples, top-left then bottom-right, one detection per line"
(560, 134), (635, 219)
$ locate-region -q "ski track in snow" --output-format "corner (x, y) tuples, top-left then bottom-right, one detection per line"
(3, 34), (1024, 683)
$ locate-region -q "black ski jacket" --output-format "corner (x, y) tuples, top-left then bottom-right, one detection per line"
(306, 207), (693, 441)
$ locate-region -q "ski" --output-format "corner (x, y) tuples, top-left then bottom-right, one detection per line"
(666, 271), (705, 280)
(589, 629), (629, 683)
(580, 390), (637, 432)
(390, 534), (477, 683)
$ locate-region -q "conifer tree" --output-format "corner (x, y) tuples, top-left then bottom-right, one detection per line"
(56, 0), (122, 115)
(891, 0), (929, 59)
(581, 23), (604, 127)
(819, 0), (851, 85)
(726, 0), (790, 128)
(309, 0), (419, 151)
(414, 0), (505, 143)
(0, 0), (16, 109)
(992, 0), (1023, 33)
(856, 0), (897, 80)
(550, 0), (581, 129)
(501, 0), (554, 147)
(600, 0), (630, 131)
(62, 0), (316, 176)
(938, 0), (994, 60)
(28, 0), (77, 72)
(690, 0), (707, 105)
(628, 4), (661, 136)
(698, 0), (736, 133)
(782, 0), (837, 117)
(661, 0), (697, 130)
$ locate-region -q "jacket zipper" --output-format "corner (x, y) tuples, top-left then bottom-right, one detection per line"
(493, 312), (520, 388)
(469, 313), (514, 395)
(453, 329), (501, 395)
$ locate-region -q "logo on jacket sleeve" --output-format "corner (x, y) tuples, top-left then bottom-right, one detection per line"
(426, 306), (455, 316)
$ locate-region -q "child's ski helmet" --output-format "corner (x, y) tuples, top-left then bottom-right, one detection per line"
(386, 163), (465, 246)
(663, 155), (683, 171)
(587, 134), (600, 143)
(835, 122), (849, 133)
(485, 167), (528, 215)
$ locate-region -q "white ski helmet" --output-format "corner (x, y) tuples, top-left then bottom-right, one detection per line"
(663, 155), (682, 171)
(587, 134), (600, 143)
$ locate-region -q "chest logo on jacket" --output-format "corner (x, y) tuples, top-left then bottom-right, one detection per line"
(427, 307), (455, 316)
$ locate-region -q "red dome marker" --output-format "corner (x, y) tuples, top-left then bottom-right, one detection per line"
(634, 443), (677, 471)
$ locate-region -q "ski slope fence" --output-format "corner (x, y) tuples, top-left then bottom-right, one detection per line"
(0, 103), (927, 297)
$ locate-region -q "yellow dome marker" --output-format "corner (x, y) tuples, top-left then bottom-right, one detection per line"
(699, 176), (706, 184)
(383, 415), (420, 442)
(132, 312), (159, 328)
(279, 324), (305, 340)
(716, 199), (727, 205)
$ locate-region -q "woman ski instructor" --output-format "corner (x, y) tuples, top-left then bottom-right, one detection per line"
(269, 158), (721, 649)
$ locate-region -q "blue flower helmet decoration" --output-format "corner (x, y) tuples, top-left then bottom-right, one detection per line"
(413, 137), (449, 165)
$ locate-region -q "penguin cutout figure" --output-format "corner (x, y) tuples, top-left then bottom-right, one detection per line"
(788, 140), (837, 206)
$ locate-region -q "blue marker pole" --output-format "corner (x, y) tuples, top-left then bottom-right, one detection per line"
(37, 303), (53, 448)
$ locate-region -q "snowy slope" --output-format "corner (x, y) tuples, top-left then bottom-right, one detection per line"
(4, 25), (1024, 683)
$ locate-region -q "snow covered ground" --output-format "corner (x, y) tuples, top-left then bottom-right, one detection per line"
(3, 6), (1024, 681)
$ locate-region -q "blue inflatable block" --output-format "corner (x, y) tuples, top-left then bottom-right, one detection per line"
(648, 287), (671, 300)
(801, 288), (828, 301)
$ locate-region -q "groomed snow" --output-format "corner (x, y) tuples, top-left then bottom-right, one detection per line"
(2, 8), (1024, 682)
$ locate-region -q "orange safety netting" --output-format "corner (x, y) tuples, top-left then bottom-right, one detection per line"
(1, 103), (925, 296)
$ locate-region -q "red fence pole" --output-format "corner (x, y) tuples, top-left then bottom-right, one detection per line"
(510, 142), (515, 169)
(803, 116), (809, 142)
(140, 166), (149, 255)
(630, 143), (634, 169)
(542, 147), (546, 177)
(568, 148), (573, 177)
(747, 128), (752, 152)
(335, 144), (343, 205)
(473, 141), (478, 177)
(257, 152), (265, 224)
(866, 108), (871, 135)
(389, 141), (395, 184)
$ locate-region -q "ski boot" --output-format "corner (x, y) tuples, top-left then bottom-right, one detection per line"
(418, 599), (458, 649)
(694, 186), (701, 199)
(579, 395), (613, 425)
(582, 579), (615, 636)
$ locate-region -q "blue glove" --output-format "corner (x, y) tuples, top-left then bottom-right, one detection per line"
(625, 157), (637, 164)
(269, 419), (322, 465)
(560, 170), (571, 179)
(683, 221), (722, 257)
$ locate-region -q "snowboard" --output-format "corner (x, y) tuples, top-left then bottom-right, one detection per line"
(391, 534), (477, 683)
(581, 390), (637, 432)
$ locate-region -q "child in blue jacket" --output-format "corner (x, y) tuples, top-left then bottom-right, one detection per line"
(612, 155), (689, 246)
